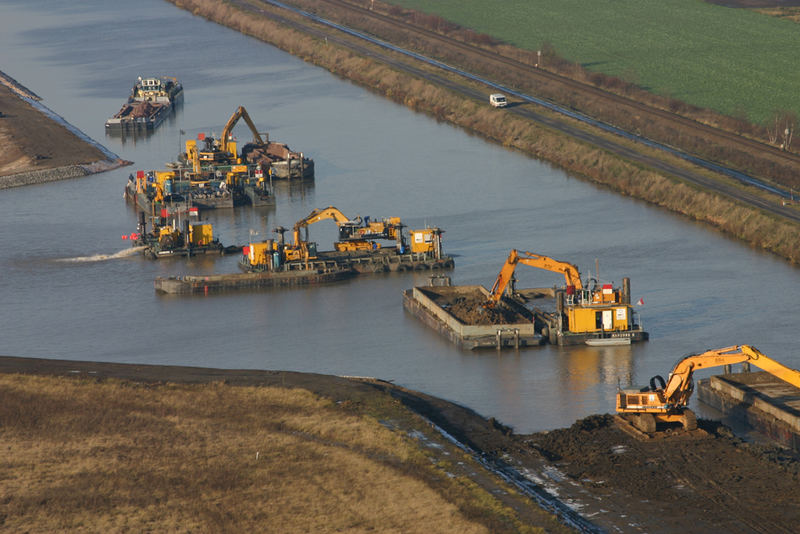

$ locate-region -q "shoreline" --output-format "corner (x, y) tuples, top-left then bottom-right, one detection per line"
(0, 69), (131, 189)
(4, 353), (800, 533)
(165, 0), (800, 265)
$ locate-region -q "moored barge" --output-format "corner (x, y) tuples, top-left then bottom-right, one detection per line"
(155, 263), (355, 295)
(105, 76), (183, 133)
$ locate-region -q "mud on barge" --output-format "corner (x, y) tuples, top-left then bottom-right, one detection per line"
(403, 282), (543, 350)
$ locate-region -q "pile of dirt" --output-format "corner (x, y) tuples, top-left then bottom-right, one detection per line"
(447, 295), (526, 325)
(521, 414), (800, 532)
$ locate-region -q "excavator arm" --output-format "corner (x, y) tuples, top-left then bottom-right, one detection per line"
(487, 249), (583, 307)
(618, 345), (800, 432)
(662, 345), (800, 407)
(291, 206), (360, 247)
(220, 106), (264, 154)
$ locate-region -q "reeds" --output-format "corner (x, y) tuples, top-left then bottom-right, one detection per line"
(167, 0), (800, 263)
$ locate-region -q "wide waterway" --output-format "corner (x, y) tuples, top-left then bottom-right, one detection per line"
(1, 0), (798, 433)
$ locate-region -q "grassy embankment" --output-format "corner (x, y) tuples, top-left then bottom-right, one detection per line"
(310, 0), (800, 189)
(385, 0), (800, 125)
(0, 374), (565, 533)
(169, 0), (800, 263)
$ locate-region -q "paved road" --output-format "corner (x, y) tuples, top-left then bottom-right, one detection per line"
(244, 0), (800, 224)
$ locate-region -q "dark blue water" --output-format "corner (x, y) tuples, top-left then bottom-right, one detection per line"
(1, 0), (798, 432)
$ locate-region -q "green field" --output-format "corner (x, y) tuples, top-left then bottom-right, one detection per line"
(385, 0), (800, 124)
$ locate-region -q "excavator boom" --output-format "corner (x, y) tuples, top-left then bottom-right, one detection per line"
(487, 249), (583, 306)
(292, 206), (357, 247)
(220, 106), (264, 154)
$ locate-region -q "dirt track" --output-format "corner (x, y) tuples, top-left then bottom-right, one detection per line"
(3, 355), (798, 533)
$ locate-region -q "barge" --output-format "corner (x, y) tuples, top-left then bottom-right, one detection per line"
(181, 105), (313, 181)
(698, 370), (800, 452)
(242, 225), (454, 275)
(105, 76), (183, 133)
(155, 262), (355, 295)
(124, 163), (272, 215)
(402, 282), (543, 350)
(126, 210), (238, 260)
(403, 249), (647, 349)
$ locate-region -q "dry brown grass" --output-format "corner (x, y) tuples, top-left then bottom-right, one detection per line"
(755, 7), (800, 23)
(167, 0), (800, 263)
(0, 374), (560, 533)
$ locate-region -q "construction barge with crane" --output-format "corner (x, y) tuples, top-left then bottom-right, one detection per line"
(403, 249), (647, 349)
(154, 206), (454, 294)
(124, 105), (314, 214)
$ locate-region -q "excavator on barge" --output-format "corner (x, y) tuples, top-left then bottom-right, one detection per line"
(241, 206), (452, 273)
(617, 345), (800, 432)
(487, 250), (647, 345)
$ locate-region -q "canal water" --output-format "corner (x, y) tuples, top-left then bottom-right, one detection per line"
(1, 0), (798, 432)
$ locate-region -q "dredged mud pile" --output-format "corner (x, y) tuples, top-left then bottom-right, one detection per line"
(521, 414), (800, 532)
(445, 295), (530, 325)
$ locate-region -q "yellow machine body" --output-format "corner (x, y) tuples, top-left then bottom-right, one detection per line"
(189, 224), (214, 246)
(566, 304), (632, 333)
(248, 241), (272, 266)
(335, 241), (378, 252)
(410, 229), (435, 253)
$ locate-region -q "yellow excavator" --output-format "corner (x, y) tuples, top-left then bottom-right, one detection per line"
(288, 206), (405, 258)
(487, 250), (582, 307)
(183, 106), (265, 172)
(486, 249), (643, 342)
(219, 105), (264, 158)
(616, 345), (800, 432)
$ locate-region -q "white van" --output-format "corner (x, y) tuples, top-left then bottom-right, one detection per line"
(489, 93), (507, 108)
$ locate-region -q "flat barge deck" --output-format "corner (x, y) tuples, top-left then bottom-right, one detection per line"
(698, 371), (800, 452)
(155, 264), (354, 295)
(156, 249), (454, 295)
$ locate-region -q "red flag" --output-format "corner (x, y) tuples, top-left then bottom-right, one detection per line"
(198, 132), (205, 141)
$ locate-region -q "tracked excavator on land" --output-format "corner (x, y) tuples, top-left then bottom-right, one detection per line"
(617, 345), (800, 432)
